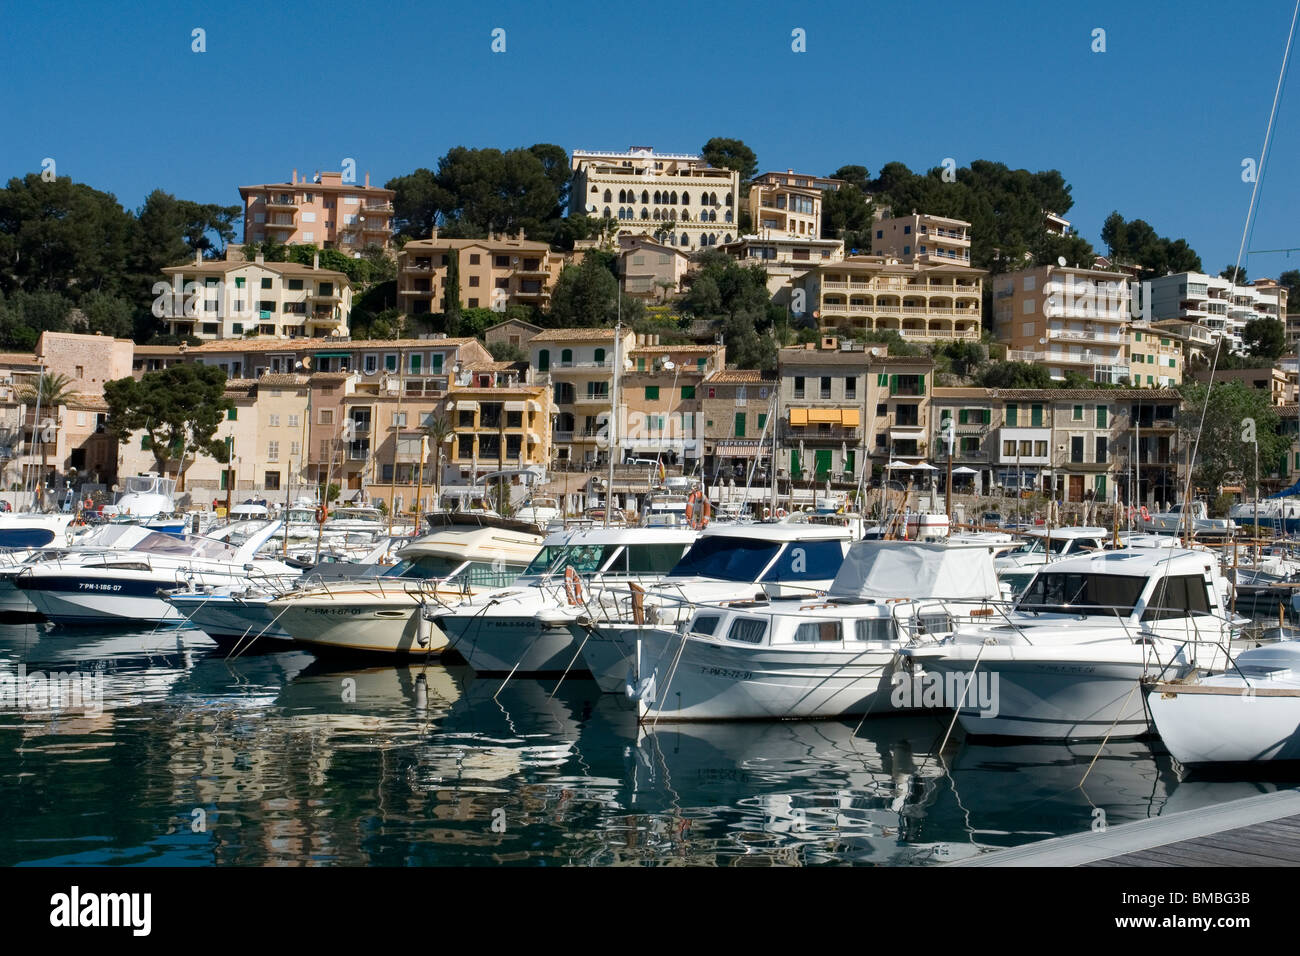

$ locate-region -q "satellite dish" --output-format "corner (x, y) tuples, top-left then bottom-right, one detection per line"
(587, 204), (598, 213)
(1057, 256), (1067, 267)
(660, 359), (675, 371)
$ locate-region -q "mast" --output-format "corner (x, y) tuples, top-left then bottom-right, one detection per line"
(605, 307), (620, 529)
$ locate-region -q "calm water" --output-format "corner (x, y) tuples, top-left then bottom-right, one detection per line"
(0, 620), (1287, 867)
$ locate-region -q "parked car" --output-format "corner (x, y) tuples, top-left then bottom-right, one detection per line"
(980, 511), (1004, 527)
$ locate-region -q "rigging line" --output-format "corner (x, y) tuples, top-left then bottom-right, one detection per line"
(1186, 0), (1300, 504)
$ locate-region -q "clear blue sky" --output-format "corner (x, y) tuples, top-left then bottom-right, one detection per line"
(2, 0), (1298, 278)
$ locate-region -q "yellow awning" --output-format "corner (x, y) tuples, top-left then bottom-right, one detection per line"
(808, 409), (840, 424)
(840, 408), (860, 427)
(789, 408), (808, 426)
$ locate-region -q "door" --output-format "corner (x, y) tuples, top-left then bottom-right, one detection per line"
(814, 449), (832, 480)
(1069, 475), (1083, 502)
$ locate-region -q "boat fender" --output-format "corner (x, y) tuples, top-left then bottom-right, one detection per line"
(627, 670), (656, 705)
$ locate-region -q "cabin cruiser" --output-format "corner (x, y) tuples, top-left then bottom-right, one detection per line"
(625, 540), (1002, 721)
(0, 511), (77, 550)
(430, 526), (699, 674)
(899, 548), (1237, 740)
(1138, 499), (1234, 538)
(100, 474), (177, 519)
(1146, 641), (1300, 765)
(574, 522), (855, 693)
(267, 514), (542, 656)
(994, 527), (1111, 571)
(1230, 495), (1300, 534)
(0, 523), (158, 614)
(14, 521), (298, 626)
(515, 495), (564, 531)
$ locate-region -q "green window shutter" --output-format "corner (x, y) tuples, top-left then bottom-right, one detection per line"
(1031, 404), (1043, 427)
(889, 374), (898, 395)
(637, 357), (646, 372)
(645, 386), (659, 400)
(845, 449), (855, 474)
(734, 413), (746, 438)
(814, 449), (832, 479)
(220, 470), (228, 491)
(791, 450), (801, 475)
(594, 348), (605, 363)
(1096, 475), (1106, 497)
(877, 373), (888, 387)
(538, 350), (549, 372)
(681, 385), (695, 400)
(982, 409), (991, 425)
(141, 435), (151, 450)
(1135, 331), (1142, 341)
(958, 409), (968, 425)
(697, 358), (706, 370)
(918, 375), (925, 395)
(1006, 403), (1018, 426)
(227, 407), (237, 421)
(757, 413), (767, 431)
(1097, 406), (1108, 428)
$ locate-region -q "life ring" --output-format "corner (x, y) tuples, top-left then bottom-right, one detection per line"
(315, 505), (327, 525)
(564, 565), (584, 606)
(686, 489), (711, 529)
(83, 497), (92, 510)
(775, 507), (787, 519)
(1140, 506), (1151, 522)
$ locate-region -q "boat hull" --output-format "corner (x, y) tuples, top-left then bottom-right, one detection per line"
(166, 594), (291, 647)
(439, 612), (580, 674)
(277, 594), (449, 656)
(629, 629), (897, 721)
(1147, 684), (1300, 764)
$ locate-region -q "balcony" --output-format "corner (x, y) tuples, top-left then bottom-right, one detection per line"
(264, 197), (298, 210)
(360, 202), (393, 214)
(784, 425), (861, 441)
(575, 392), (612, 405)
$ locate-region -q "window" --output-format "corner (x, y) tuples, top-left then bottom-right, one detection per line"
(470, 254), (480, 265)
(645, 386), (659, 401)
(288, 279), (304, 291)
(261, 277), (272, 289)
(795, 621), (841, 643)
(267, 441), (279, 460)
(594, 348), (606, 363)
(794, 376), (805, 399)
(265, 471), (280, 490)
(320, 409), (334, 425)
(734, 413), (746, 438)
(766, 540), (846, 582)
(820, 376), (831, 399)
(1142, 574), (1213, 621)
(727, 618), (767, 644)
(688, 615), (721, 638)
(227, 407), (238, 421)
(1070, 436), (1084, 463)
(269, 414), (280, 427)
(1097, 405), (1108, 428)
(845, 376), (856, 399)
(1095, 436), (1108, 463)
(1018, 572), (1147, 616)
(1072, 405), (1083, 421)
(681, 385), (695, 400)
(1006, 403), (1018, 426)
(364, 354), (377, 374)
(409, 354), (422, 374)
(393, 412), (407, 427)
(561, 348), (573, 365)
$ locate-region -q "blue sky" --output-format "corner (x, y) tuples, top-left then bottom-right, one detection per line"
(2, 0), (1297, 278)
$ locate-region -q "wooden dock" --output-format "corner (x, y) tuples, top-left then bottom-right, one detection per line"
(950, 787), (1300, 866)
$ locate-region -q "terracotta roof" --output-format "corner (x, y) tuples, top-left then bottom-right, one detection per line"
(0, 352), (40, 366)
(990, 388), (1182, 401)
(705, 369), (777, 384)
(161, 260), (351, 281)
(309, 372), (351, 383)
(68, 394), (108, 410)
(256, 374), (311, 387)
(464, 361), (516, 372)
(133, 345), (184, 355)
(190, 337), (480, 354)
(529, 328), (623, 344)
(400, 236), (553, 253)
(224, 380), (257, 393)
(629, 345), (721, 354)
(484, 318), (543, 333)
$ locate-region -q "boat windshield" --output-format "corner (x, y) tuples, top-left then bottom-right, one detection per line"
(669, 537), (782, 581)
(1009, 536), (1077, 556)
(521, 545), (569, 576)
(1016, 572), (1148, 616)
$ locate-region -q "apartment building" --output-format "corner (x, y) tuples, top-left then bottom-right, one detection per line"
(1126, 325), (1183, 387)
(159, 251), (353, 341)
(184, 336), (492, 382)
(700, 369), (779, 482)
(239, 168), (395, 252)
(777, 339), (873, 484)
(532, 327), (635, 467)
(1190, 366), (1295, 405)
(719, 235), (844, 309)
(871, 212), (972, 265)
(1148, 271), (1290, 354)
(748, 169), (839, 240)
(1150, 318), (1216, 368)
(484, 318), (542, 350)
(619, 343), (726, 468)
(993, 264), (1132, 384)
(396, 230), (564, 315)
(571, 146), (741, 251)
(863, 351), (936, 480)
(808, 256), (984, 343)
(617, 235), (690, 300)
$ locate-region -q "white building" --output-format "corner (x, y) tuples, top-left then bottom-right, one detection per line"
(1147, 271), (1289, 354)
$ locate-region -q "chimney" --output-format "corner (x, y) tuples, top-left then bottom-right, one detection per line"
(313, 252), (319, 270)
(364, 172), (370, 188)
(431, 227), (439, 240)
(255, 252), (265, 265)
(194, 250), (202, 267)
(292, 168), (298, 185)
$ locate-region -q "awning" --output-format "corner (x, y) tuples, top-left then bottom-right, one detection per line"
(840, 408), (860, 427)
(886, 461), (936, 470)
(808, 409), (840, 424)
(952, 466), (979, 475)
(504, 401), (526, 412)
(717, 441), (764, 456)
(789, 408), (808, 426)
(526, 400), (542, 412)
(456, 400), (479, 411)
(890, 427), (926, 441)
(313, 351), (352, 358)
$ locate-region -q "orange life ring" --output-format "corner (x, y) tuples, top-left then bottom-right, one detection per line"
(775, 507), (787, 519)
(1140, 506), (1151, 522)
(564, 565), (584, 605)
(686, 490), (711, 529)
(315, 505), (327, 525)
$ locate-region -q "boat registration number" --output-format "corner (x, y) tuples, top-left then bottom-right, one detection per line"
(79, 583), (122, 592)
(700, 666), (753, 681)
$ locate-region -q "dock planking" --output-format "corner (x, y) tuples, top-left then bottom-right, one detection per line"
(951, 787), (1300, 866)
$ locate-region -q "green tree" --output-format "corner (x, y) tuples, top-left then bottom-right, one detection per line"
(976, 361), (1053, 389)
(548, 255), (636, 327)
(422, 414), (452, 496)
(1221, 265), (1248, 284)
(1243, 316), (1287, 358)
(487, 342), (527, 362)
(103, 365), (233, 490)
(829, 165), (871, 191)
(701, 138), (758, 183)
(821, 184), (874, 251)
(1097, 211), (1201, 277)
(1177, 381), (1287, 496)
(384, 168), (449, 240)
(75, 290), (135, 338)
(680, 250), (782, 370)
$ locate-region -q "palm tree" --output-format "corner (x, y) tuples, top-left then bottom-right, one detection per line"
(423, 414), (452, 498)
(15, 371), (78, 509)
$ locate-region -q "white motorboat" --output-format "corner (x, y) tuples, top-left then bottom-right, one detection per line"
(269, 514), (542, 656)
(626, 539), (1003, 721)
(0, 511), (77, 550)
(14, 521), (298, 626)
(574, 521), (855, 693)
(900, 548), (1237, 740)
(432, 526), (699, 674)
(994, 527), (1112, 572)
(1146, 641), (1300, 765)
(99, 473), (177, 519)
(1138, 499), (1235, 538)
(0, 523), (159, 615)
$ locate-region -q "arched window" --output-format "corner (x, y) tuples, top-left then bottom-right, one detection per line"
(653, 209), (660, 220)
(670, 191), (678, 204)
(590, 185), (597, 193)
(653, 190), (661, 204)
(641, 190), (649, 203)
(725, 192), (733, 206)
(604, 206), (611, 218)
(711, 192), (719, 205)
(680, 233), (689, 246)
(724, 233), (732, 243)
(709, 210), (717, 222)
(604, 189), (612, 202)
(725, 210), (733, 223)
(670, 209), (677, 220)
(618, 189), (626, 203)
(641, 207), (649, 219)
(681, 192), (690, 205)
(561, 348), (573, 365)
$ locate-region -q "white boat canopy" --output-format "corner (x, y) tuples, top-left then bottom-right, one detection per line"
(827, 540), (1000, 601)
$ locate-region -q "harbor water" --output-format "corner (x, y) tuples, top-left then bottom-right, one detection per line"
(0, 618), (1292, 867)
